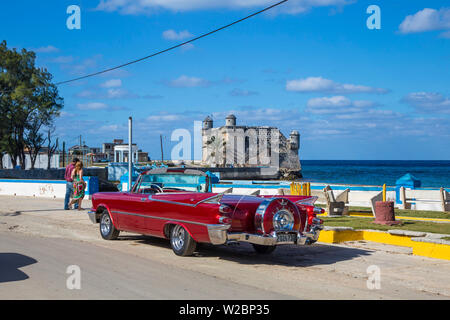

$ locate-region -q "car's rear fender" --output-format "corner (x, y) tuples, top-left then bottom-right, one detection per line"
(163, 221), (200, 242)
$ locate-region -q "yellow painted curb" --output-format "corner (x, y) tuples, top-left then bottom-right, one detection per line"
(412, 241), (450, 260)
(318, 212), (450, 223)
(317, 229), (450, 261)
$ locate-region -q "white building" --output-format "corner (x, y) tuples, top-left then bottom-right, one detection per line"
(113, 144), (139, 163)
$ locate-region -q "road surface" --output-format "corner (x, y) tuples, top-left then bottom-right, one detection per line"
(0, 196), (449, 299)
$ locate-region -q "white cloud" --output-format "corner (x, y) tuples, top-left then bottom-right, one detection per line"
(440, 30), (450, 38)
(167, 75), (209, 88)
(147, 114), (182, 121)
(286, 77), (388, 94)
(77, 102), (108, 110)
(100, 79), (122, 88)
(229, 88), (259, 97)
(32, 45), (59, 53)
(106, 88), (138, 99)
(307, 96), (351, 108)
(50, 56), (75, 64)
(61, 54), (103, 76)
(399, 8), (450, 34)
(98, 124), (120, 132)
(95, 0), (353, 15)
(305, 96), (376, 114)
(162, 29), (193, 40)
(402, 92), (450, 113)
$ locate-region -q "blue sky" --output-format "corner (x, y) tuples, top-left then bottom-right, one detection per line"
(1, 0), (449, 160)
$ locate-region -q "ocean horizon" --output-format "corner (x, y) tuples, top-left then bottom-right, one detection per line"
(299, 160), (450, 188)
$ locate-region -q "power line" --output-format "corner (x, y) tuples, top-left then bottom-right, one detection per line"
(55, 0), (289, 86)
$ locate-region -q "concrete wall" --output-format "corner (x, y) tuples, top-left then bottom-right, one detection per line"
(0, 179), (66, 198)
(0, 177), (99, 199)
(194, 167), (281, 180)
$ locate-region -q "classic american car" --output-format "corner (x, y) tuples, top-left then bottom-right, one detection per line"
(88, 168), (324, 256)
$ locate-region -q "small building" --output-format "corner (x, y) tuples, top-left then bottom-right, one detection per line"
(113, 144), (139, 163)
(68, 144), (90, 155)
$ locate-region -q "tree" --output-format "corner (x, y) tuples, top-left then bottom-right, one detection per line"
(0, 40), (63, 169)
(46, 126), (59, 170)
(25, 116), (46, 169)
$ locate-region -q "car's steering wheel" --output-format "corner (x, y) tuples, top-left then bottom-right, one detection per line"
(148, 184), (164, 193)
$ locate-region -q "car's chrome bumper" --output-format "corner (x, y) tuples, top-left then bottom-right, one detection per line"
(207, 224), (323, 246)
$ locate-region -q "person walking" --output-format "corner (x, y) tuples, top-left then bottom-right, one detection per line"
(68, 161), (86, 211)
(64, 158), (79, 210)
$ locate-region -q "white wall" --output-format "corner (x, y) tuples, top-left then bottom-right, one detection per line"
(0, 180), (66, 198)
(2, 154), (60, 169)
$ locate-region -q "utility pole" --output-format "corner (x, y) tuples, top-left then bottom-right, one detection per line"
(128, 117), (133, 191)
(62, 141), (65, 167)
(160, 134), (164, 163)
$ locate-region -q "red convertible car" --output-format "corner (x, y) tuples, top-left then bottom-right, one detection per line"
(88, 168), (324, 256)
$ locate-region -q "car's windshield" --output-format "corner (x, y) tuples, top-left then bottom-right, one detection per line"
(138, 173), (208, 192)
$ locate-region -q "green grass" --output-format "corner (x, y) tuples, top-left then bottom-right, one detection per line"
(321, 216), (450, 235)
(443, 237), (450, 241)
(316, 204), (450, 219)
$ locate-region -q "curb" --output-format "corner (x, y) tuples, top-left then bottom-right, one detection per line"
(317, 228), (450, 261)
(318, 212), (450, 223)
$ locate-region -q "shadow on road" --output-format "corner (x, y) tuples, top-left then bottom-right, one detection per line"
(0, 253), (37, 283)
(115, 235), (373, 267)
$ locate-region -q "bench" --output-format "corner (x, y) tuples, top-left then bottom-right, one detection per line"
(323, 185), (349, 216)
(399, 187), (450, 212)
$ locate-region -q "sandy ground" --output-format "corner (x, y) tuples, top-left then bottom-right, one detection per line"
(0, 195), (449, 300)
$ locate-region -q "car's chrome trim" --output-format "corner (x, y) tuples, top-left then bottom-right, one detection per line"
(254, 199), (273, 234)
(111, 209), (230, 244)
(147, 193), (224, 207)
(206, 224), (231, 245)
(226, 228), (322, 246)
(111, 210), (215, 227)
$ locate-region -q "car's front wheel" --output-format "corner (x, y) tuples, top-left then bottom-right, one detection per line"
(252, 244), (276, 254)
(170, 225), (197, 256)
(100, 211), (120, 240)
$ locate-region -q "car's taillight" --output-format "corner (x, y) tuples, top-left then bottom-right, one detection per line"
(219, 204), (232, 214)
(314, 207), (325, 215)
(218, 216), (232, 224)
(306, 206), (324, 225)
(217, 204), (233, 224)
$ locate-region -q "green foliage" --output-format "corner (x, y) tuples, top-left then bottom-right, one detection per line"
(0, 40), (63, 168)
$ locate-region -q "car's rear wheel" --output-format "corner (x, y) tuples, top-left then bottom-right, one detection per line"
(100, 211), (120, 240)
(170, 224), (197, 256)
(252, 244), (276, 254)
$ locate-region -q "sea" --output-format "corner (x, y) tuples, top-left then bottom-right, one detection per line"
(299, 160), (450, 188)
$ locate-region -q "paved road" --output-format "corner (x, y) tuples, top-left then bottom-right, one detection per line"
(0, 232), (294, 299)
(0, 196), (449, 299)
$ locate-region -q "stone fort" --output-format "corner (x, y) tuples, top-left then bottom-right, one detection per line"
(202, 114), (301, 177)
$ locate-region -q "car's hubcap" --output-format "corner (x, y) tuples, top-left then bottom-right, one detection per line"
(171, 225), (185, 251)
(101, 214), (111, 235)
